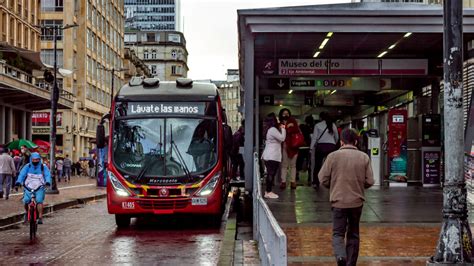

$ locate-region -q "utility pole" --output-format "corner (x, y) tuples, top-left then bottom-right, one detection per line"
(37, 23), (77, 194)
(48, 24), (60, 194)
(430, 0), (473, 263)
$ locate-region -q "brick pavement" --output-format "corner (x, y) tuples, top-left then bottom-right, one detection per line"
(0, 175), (106, 225)
(265, 179), (474, 265)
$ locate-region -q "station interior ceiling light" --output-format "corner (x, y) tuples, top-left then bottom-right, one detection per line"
(313, 32), (333, 58)
(377, 32), (412, 58)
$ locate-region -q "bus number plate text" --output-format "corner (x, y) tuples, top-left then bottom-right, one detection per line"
(122, 202), (135, 209)
(192, 198), (207, 206)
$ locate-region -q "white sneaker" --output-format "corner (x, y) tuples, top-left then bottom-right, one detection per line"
(264, 192), (279, 199)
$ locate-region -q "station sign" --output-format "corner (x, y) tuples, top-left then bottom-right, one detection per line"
(279, 59), (428, 76)
(268, 78), (289, 90)
(289, 77), (380, 91)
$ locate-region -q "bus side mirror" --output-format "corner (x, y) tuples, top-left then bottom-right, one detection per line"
(96, 124), (106, 149)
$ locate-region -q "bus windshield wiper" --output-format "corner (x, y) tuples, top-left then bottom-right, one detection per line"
(135, 126), (163, 183)
(170, 124), (192, 181)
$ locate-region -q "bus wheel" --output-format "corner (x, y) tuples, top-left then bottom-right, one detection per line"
(115, 214), (131, 228)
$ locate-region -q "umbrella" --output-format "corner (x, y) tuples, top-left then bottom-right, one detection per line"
(6, 139), (38, 150)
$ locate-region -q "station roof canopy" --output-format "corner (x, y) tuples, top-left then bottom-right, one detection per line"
(238, 3), (474, 81)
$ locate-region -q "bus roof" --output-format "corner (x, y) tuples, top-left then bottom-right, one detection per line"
(116, 78), (219, 101)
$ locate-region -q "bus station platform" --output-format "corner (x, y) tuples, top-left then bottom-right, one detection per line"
(265, 181), (474, 266)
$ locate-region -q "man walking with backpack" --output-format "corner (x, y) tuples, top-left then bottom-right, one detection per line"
(318, 128), (374, 266)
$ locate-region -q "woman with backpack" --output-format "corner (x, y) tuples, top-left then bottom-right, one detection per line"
(261, 113), (286, 199)
(310, 112), (339, 189)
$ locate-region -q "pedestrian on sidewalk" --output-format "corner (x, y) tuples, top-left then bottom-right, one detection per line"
(0, 147), (17, 200)
(231, 119), (245, 181)
(310, 112), (339, 189)
(19, 145), (31, 170)
(88, 157), (96, 178)
(296, 115), (314, 185)
(261, 113), (286, 199)
(56, 157), (64, 182)
(63, 154), (72, 182)
(12, 150), (21, 184)
(278, 108), (300, 190)
(318, 128), (374, 266)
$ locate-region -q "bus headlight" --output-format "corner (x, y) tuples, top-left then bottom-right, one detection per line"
(196, 172), (220, 197)
(108, 171), (131, 197)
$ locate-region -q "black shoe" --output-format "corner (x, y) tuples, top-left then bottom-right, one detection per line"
(337, 257), (347, 266)
(37, 218), (43, 225)
(5, 196), (8, 200)
(0, 192), (3, 198)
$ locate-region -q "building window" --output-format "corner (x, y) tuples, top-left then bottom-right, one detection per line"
(40, 20), (63, 41)
(151, 65), (157, 75)
(151, 50), (157, 59)
(41, 0), (64, 12)
(143, 50), (149, 59)
(17, 23), (22, 47)
(41, 49), (64, 68)
(1, 12), (6, 42)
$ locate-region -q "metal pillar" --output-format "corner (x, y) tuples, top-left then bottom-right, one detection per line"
(243, 27), (255, 193)
(21, 111), (27, 139)
(430, 0), (473, 263)
(48, 25), (60, 194)
(26, 112), (32, 140)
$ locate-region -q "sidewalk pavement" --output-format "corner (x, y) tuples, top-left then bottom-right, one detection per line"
(0, 176), (106, 227)
(266, 178), (474, 266)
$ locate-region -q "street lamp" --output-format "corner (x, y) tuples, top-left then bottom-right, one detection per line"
(98, 66), (128, 110)
(35, 23), (78, 194)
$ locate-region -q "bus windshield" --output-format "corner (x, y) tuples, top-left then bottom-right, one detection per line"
(113, 117), (218, 179)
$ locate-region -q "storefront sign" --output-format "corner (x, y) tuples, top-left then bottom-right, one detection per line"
(126, 102), (206, 116)
(279, 59), (427, 76)
(422, 150), (441, 185)
(32, 112), (62, 126)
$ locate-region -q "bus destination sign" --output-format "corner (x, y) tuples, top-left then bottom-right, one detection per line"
(127, 102), (206, 116)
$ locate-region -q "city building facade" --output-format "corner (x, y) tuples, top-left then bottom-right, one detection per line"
(214, 70), (242, 131)
(125, 30), (188, 81)
(123, 47), (151, 80)
(0, 0), (74, 145)
(34, 0), (125, 161)
(124, 0), (181, 31)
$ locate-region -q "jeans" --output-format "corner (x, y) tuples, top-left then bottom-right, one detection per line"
(313, 143), (337, 186)
(332, 206), (363, 266)
(89, 167), (95, 177)
(57, 169), (63, 180)
(231, 154), (245, 180)
(0, 174), (12, 197)
(63, 167), (72, 180)
(264, 160), (280, 193)
(281, 144), (298, 184)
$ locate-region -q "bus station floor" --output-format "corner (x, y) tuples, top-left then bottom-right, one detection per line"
(265, 175), (474, 265)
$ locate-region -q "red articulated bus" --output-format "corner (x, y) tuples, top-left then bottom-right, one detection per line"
(96, 77), (232, 227)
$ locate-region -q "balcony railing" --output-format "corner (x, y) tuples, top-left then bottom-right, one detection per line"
(0, 59), (75, 101)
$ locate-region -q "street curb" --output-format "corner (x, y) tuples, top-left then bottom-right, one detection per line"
(0, 193), (107, 228)
(218, 190), (238, 266)
(218, 211), (237, 266)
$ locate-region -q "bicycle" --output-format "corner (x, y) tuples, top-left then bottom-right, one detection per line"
(25, 185), (44, 241)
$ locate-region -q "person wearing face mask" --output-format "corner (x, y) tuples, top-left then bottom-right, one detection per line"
(278, 108), (300, 190)
(15, 152), (52, 225)
(19, 145), (31, 171)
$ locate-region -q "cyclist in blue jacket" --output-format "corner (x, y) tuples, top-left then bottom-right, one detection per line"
(15, 152), (51, 224)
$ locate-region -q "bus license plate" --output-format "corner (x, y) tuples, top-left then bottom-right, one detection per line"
(122, 202), (135, 209)
(192, 198), (207, 206)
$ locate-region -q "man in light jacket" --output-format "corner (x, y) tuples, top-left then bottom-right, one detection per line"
(0, 147), (17, 200)
(318, 128), (374, 266)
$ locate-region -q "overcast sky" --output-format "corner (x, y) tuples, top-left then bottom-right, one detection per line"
(181, 0), (351, 81)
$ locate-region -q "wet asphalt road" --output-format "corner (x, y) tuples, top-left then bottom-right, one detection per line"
(0, 200), (224, 265)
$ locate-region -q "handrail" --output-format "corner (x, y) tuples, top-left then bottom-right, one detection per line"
(253, 152), (287, 266)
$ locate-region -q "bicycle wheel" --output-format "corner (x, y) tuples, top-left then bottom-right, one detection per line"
(29, 207), (36, 241)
